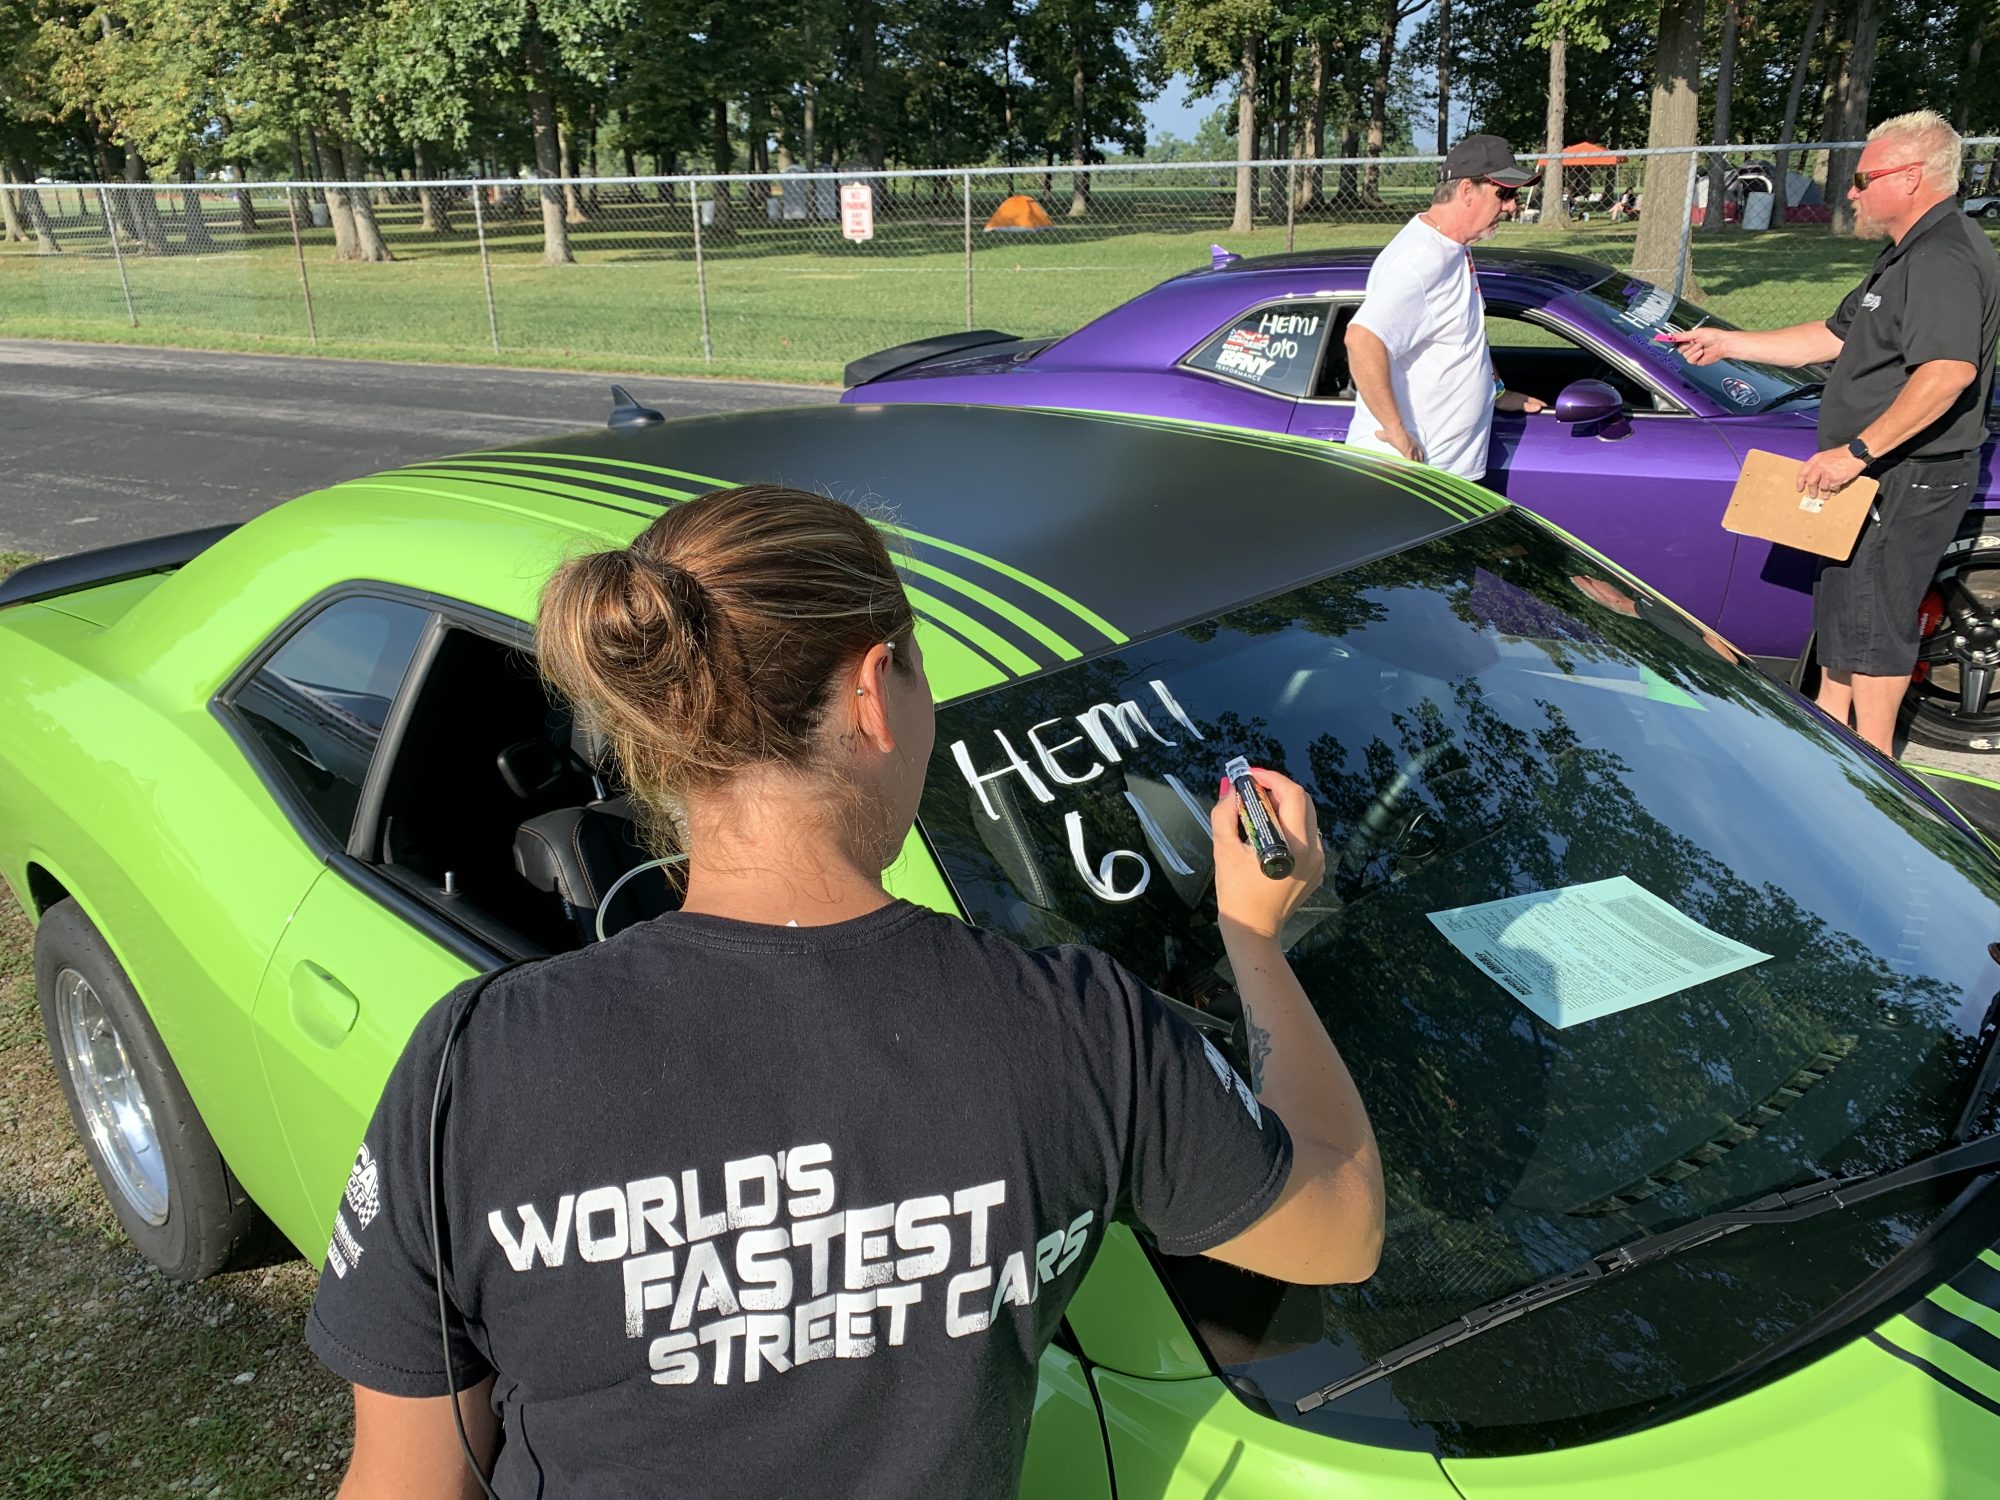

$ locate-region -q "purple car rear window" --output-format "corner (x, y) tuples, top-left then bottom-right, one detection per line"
(1182, 300), (1333, 397)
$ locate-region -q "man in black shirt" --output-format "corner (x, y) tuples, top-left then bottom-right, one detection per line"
(1676, 109), (2000, 754)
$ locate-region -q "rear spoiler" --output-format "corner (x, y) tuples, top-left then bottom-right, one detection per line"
(843, 330), (1019, 389)
(0, 523), (240, 609)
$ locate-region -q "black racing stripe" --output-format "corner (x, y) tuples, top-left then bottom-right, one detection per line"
(1947, 1257), (2000, 1309)
(902, 582), (1067, 676)
(896, 537), (1101, 658)
(364, 470), (658, 521)
(1905, 1294), (2000, 1374)
(463, 451), (730, 494)
(1866, 1331), (2000, 1419)
(407, 461), (677, 512)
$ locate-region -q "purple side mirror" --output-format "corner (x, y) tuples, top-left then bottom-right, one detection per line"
(1552, 379), (1626, 425)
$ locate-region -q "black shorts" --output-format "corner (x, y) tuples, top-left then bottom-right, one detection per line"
(1813, 451), (1979, 677)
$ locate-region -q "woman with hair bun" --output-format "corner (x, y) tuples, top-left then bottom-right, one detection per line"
(308, 485), (1384, 1500)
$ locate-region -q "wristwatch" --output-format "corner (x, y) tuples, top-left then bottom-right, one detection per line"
(1847, 436), (1874, 462)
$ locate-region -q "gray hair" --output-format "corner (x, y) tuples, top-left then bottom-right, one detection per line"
(1868, 109), (1962, 192)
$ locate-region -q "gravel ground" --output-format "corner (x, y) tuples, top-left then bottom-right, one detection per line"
(0, 884), (351, 1498)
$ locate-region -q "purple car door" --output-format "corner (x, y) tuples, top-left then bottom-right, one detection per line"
(1484, 406), (1747, 626)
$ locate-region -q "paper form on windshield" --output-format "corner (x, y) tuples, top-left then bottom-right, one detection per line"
(1427, 876), (1770, 1028)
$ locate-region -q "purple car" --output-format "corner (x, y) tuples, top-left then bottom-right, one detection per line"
(842, 249), (2000, 751)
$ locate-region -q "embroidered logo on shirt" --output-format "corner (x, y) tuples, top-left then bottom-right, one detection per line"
(1200, 1036), (1264, 1126)
(343, 1141), (382, 1230)
(1861, 291), (1882, 312)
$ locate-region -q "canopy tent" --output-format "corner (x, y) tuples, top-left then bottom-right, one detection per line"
(983, 194), (1053, 232)
(1536, 141), (1627, 168)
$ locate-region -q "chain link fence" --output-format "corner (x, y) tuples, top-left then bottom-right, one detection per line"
(3, 141), (1996, 385)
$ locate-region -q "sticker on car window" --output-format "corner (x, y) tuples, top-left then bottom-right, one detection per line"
(1426, 876), (1770, 1028)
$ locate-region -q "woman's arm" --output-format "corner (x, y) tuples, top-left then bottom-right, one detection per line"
(1201, 769), (1386, 1285)
(337, 1377), (498, 1500)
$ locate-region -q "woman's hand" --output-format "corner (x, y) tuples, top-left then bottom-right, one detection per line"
(1210, 767), (1327, 942)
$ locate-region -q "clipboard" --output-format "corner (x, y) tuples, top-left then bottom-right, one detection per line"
(1721, 449), (1879, 561)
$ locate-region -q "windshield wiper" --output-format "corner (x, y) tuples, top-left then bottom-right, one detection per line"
(1294, 1127), (2000, 1413)
(1759, 382), (1825, 412)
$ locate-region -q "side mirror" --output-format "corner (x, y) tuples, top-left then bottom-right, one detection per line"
(1553, 379), (1626, 426)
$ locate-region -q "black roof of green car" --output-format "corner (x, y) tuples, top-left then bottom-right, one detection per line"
(435, 403), (1501, 678)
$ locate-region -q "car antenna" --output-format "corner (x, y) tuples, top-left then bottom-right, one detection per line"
(607, 384), (664, 430)
(1209, 244), (1241, 269)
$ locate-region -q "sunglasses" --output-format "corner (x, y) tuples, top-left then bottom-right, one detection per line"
(1852, 162), (1921, 192)
(1483, 181), (1519, 202)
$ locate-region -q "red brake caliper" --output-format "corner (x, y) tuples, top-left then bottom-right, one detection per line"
(1912, 587), (1946, 685)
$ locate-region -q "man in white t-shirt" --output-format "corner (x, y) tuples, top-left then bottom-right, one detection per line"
(1345, 134), (1548, 482)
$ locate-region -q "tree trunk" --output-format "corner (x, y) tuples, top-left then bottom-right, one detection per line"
(1703, 0), (1740, 235)
(1306, 37), (1328, 209)
(1631, 0), (1705, 297)
(1435, 0), (1452, 156)
(523, 28), (574, 263)
(1772, 0), (1827, 220)
(0, 161), (23, 243)
(1268, 35), (1293, 221)
(1068, 24), (1090, 217)
(1233, 31), (1259, 233)
(231, 161), (257, 234)
(711, 98), (736, 238)
(175, 156), (219, 251)
(1827, 0), (1883, 236)
(4, 156), (59, 252)
(559, 116), (588, 223)
(1338, 118), (1361, 206)
(857, 0), (886, 172)
(1955, 32), (1983, 135)
(317, 131), (360, 258)
(1543, 34), (1570, 229)
(1365, 11), (1397, 205)
(412, 140), (453, 233)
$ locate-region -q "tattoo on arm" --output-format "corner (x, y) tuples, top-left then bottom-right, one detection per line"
(1245, 1012), (1272, 1094)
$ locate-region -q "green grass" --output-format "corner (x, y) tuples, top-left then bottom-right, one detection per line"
(1, 186), (1941, 384)
(0, 552), (34, 578)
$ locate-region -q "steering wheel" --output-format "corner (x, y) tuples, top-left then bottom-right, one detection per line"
(1339, 741), (1456, 877)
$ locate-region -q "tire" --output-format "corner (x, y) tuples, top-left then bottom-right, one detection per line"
(34, 899), (282, 1280)
(1981, 203), (2000, 220)
(1901, 523), (2000, 752)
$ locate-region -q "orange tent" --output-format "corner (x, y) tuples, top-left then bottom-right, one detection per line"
(983, 194), (1053, 232)
(1537, 141), (1627, 167)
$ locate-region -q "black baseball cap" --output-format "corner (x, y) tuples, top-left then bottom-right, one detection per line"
(1439, 134), (1542, 187)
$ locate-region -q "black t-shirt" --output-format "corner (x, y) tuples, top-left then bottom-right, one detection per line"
(307, 901), (1292, 1498)
(1820, 200), (2000, 458)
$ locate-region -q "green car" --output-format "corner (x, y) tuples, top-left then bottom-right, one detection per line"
(5, 402), (2000, 1495)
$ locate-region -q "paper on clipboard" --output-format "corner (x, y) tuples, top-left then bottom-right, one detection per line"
(1721, 449), (1879, 561)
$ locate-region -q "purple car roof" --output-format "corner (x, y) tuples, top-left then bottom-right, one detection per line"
(1039, 247), (1620, 372)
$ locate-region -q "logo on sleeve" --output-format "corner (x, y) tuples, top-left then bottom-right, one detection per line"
(1199, 1036), (1263, 1126)
(1861, 291), (1882, 312)
(344, 1142), (382, 1230)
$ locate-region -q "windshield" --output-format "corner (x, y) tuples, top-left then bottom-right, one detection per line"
(1578, 275), (1826, 415)
(917, 511), (2000, 1456)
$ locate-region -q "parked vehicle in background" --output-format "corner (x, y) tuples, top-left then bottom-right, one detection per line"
(844, 248), (2000, 751)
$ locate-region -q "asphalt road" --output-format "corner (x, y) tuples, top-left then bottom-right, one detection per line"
(0, 340), (835, 557)
(1, 339), (1989, 778)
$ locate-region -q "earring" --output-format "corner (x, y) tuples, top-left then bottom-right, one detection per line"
(855, 687), (866, 697)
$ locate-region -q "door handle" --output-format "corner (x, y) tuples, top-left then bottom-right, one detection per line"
(289, 962), (359, 1048)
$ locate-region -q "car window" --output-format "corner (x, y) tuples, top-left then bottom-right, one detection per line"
(916, 511), (2000, 1456)
(1182, 300), (1332, 397)
(1486, 305), (1670, 412)
(229, 596), (430, 842)
(1576, 277), (1826, 413)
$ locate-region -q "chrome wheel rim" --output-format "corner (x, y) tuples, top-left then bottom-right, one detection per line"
(54, 967), (169, 1226)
